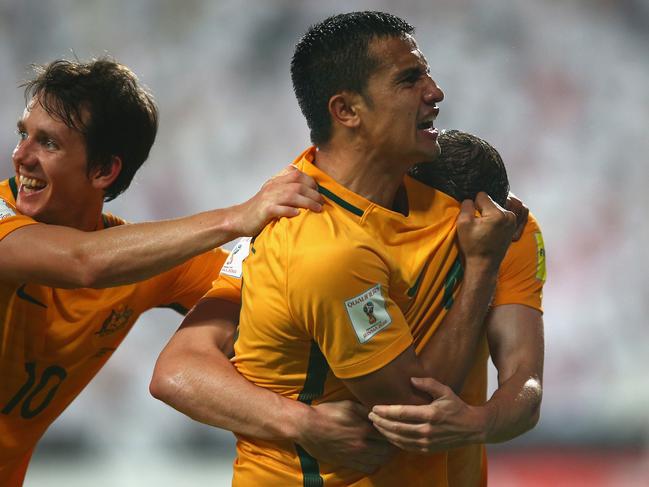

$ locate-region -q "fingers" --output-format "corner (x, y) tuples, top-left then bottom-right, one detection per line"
(370, 421), (436, 453)
(275, 164), (299, 177)
(473, 191), (500, 214)
(457, 199), (476, 226)
(506, 192), (529, 241)
(370, 403), (435, 423)
(409, 377), (450, 398)
(273, 165), (321, 194)
(266, 206), (300, 219)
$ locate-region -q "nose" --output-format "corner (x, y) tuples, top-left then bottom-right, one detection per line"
(423, 76), (444, 105)
(12, 138), (36, 169)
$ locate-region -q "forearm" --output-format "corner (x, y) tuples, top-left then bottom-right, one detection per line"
(481, 305), (544, 443)
(1, 208), (240, 289)
(481, 370), (542, 443)
(2, 166), (324, 289)
(78, 209), (241, 288)
(151, 298), (316, 443)
(419, 261), (498, 392)
(151, 347), (313, 441)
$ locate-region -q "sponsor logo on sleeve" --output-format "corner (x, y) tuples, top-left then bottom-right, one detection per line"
(0, 198), (16, 221)
(220, 237), (252, 278)
(344, 284), (392, 344)
(534, 232), (546, 282)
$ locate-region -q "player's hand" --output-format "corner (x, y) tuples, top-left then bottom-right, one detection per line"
(505, 192), (529, 242)
(297, 400), (397, 474)
(456, 192), (516, 272)
(368, 377), (487, 454)
(231, 165), (324, 236)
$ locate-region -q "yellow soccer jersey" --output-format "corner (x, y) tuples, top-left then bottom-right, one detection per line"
(446, 214), (546, 487)
(208, 148), (464, 486)
(0, 178), (227, 487)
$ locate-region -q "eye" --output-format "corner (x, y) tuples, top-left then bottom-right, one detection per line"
(38, 136), (58, 150)
(16, 129), (27, 141)
(44, 139), (58, 150)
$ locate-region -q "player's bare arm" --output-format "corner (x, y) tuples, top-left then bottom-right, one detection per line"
(368, 304), (543, 453)
(482, 304), (544, 441)
(0, 166), (323, 289)
(416, 192), (517, 392)
(150, 297), (393, 474)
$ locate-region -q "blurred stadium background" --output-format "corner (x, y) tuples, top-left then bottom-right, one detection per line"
(1, 0), (648, 485)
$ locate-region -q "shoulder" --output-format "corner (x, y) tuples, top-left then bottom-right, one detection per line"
(254, 209), (387, 287)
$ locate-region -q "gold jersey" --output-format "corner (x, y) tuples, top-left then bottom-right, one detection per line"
(0, 178), (227, 486)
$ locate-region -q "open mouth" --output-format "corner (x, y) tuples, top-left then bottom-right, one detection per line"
(18, 175), (47, 194)
(417, 120), (435, 130)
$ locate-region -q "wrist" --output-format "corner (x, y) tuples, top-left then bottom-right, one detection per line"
(281, 400), (315, 443)
(476, 403), (497, 443)
(464, 256), (502, 276)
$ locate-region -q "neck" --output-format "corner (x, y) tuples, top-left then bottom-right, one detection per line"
(314, 142), (409, 210)
(42, 199), (105, 232)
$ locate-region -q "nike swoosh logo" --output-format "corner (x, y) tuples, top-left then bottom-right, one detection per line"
(16, 284), (47, 308)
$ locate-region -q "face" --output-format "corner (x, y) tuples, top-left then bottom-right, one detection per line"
(358, 35), (444, 169)
(12, 97), (102, 228)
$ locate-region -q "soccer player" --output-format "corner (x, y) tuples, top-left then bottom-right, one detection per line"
(151, 12), (530, 486)
(368, 129), (545, 486)
(0, 57), (323, 486)
(152, 128), (545, 485)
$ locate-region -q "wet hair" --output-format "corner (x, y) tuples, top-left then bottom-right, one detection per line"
(408, 130), (509, 207)
(22, 57), (158, 201)
(291, 11), (413, 146)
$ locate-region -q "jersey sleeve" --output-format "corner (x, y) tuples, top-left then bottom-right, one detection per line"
(493, 212), (546, 312)
(153, 248), (229, 312)
(201, 237), (249, 304)
(286, 225), (414, 380)
(0, 197), (38, 241)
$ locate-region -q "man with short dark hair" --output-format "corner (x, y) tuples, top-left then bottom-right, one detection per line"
(152, 12), (531, 486)
(0, 57), (322, 486)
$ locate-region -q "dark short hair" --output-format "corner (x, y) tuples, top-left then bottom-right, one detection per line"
(291, 11), (413, 146)
(22, 57), (158, 201)
(409, 130), (510, 207)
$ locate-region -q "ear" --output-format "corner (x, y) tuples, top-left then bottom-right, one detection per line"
(90, 156), (122, 191)
(328, 91), (364, 130)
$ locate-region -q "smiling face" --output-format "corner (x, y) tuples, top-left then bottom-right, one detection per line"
(12, 96), (105, 229)
(357, 35), (444, 170)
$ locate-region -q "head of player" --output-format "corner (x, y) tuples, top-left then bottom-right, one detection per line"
(12, 58), (158, 230)
(409, 129), (510, 206)
(291, 11), (444, 172)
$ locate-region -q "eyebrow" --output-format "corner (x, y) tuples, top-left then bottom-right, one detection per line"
(394, 65), (428, 83)
(16, 118), (60, 144)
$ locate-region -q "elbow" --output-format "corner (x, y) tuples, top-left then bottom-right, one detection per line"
(524, 383), (543, 433)
(149, 360), (185, 407)
(69, 245), (107, 288)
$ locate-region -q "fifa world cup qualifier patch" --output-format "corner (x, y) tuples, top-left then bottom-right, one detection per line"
(220, 237), (252, 278)
(344, 284), (392, 344)
(0, 198), (16, 221)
